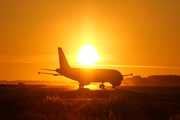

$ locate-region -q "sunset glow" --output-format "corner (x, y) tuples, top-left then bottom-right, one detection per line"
(77, 45), (100, 65)
(0, 0), (180, 80)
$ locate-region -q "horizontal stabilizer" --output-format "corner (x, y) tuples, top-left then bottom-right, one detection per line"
(38, 71), (60, 76)
(41, 68), (55, 71)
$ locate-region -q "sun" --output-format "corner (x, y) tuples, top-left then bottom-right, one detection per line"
(77, 45), (100, 65)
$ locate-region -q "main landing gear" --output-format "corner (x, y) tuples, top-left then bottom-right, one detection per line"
(99, 83), (105, 89)
(79, 84), (84, 89)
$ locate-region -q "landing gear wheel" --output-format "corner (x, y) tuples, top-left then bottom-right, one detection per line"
(99, 84), (105, 89)
(79, 84), (84, 89)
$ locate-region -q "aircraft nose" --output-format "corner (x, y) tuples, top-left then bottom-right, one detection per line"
(121, 76), (123, 80)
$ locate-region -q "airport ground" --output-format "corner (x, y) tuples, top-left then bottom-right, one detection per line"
(0, 84), (180, 120)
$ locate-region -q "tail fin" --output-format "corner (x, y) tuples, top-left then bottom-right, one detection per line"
(58, 47), (71, 69)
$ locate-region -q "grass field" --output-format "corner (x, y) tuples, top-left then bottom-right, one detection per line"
(0, 85), (180, 120)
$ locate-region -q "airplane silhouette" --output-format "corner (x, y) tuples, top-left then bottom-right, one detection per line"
(38, 47), (132, 89)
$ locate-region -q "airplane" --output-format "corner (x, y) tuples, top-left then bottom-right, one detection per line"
(38, 47), (132, 89)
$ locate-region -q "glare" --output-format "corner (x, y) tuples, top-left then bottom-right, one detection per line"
(77, 45), (100, 65)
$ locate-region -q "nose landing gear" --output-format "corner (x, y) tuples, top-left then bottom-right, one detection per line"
(99, 83), (105, 89)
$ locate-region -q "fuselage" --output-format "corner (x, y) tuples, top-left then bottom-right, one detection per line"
(56, 68), (123, 86)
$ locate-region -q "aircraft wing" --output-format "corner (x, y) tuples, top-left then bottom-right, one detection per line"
(122, 73), (133, 76)
(108, 73), (133, 78)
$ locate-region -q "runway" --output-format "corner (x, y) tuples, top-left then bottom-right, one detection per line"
(1, 84), (180, 101)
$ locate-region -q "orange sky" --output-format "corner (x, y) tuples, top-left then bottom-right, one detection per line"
(0, 0), (180, 81)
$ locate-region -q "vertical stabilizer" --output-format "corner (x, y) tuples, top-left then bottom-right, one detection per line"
(58, 47), (71, 69)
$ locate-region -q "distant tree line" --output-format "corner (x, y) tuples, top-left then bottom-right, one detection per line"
(122, 75), (180, 86)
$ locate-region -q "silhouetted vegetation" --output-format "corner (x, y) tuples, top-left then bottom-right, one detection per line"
(0, 85), (180, 120)
(123, 75), (180, 86)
